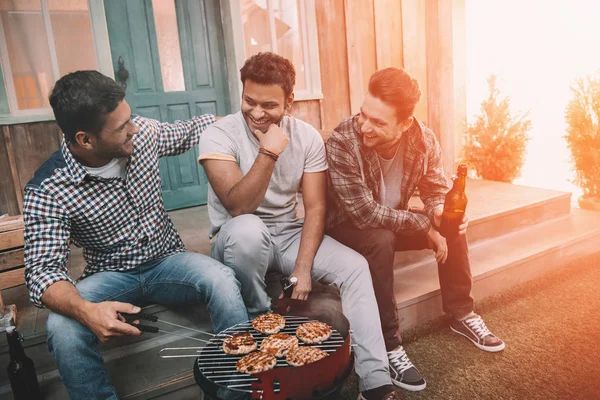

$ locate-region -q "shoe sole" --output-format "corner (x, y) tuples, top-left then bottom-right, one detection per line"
(450, 326), (506, 352)
(391, 376), (427, 391)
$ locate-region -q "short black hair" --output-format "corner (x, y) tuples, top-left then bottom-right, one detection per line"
(49, 70), (126, 143)
(368, 68), (421, 122)
(240, 52), (296, 98)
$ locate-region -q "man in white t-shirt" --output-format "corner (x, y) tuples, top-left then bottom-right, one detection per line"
(198, 52), (401, 400)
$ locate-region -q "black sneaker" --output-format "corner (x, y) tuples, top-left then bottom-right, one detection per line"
(450, 313), (505, 352)
(359, 385), (403, 400)
(387, 346), (426, 391)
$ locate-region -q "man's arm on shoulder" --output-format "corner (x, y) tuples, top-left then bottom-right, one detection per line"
(326, 131), (429, 234)
(418, 132), (450, 223)
(136, 114), (216, 158)
(290, 170), (327, 300)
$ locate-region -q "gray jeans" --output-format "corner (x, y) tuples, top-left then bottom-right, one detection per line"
(210, 214), (391, 391)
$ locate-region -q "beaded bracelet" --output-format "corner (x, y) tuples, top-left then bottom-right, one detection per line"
(259, 147), (279, 161)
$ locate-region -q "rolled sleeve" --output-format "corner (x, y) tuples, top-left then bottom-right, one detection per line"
(23, 187), (74, 308)
(418, 136), (450, 220)
(198, 124), (237, 163)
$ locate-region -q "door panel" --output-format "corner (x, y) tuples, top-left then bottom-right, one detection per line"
(104, 0), (229, 210)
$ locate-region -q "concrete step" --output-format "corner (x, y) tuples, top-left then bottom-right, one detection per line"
(393, 208), (600, 331)
(409, 179), (571, 246)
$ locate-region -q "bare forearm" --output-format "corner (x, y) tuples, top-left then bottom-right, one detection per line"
(41, 281), (91, 323)
(225, 154), (276, 216)
(295, 206), (326, 272)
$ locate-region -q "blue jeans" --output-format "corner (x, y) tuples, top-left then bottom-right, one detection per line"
(45, 252), (248, 400)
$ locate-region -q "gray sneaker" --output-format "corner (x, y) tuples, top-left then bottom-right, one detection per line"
(450, 314), (505, 352)
(387, 346), (426, 391)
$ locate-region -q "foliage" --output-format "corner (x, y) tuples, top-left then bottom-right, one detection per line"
(565, 75), (600, 198)
(463, 75), (531, 182)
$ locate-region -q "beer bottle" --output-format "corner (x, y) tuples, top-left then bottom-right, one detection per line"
(6, 326), (42, 400)
(439, 164), (468, 238)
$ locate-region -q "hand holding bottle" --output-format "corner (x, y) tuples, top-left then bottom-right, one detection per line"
(458, 213), (469, 236)
(428, 208), (448, 264)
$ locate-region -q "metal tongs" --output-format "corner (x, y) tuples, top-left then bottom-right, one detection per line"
(120, 312), (221, 358)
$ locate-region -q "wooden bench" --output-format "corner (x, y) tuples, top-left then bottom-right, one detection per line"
(0, 215), (25, 330)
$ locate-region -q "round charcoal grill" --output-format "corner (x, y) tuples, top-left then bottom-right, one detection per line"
(194, 298), (354, 400)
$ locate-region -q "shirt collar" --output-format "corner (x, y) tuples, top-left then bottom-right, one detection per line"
(61, 140), (90, 185)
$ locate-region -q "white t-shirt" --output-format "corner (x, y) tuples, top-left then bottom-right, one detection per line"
(198, 112), (328, 237)
(85, 157), (127, 179)
(378, 141), (404, 209)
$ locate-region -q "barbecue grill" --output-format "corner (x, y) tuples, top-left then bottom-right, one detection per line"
(192, 298), (354, 400)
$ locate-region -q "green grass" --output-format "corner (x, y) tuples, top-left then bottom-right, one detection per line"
(340, 252), (600, 400)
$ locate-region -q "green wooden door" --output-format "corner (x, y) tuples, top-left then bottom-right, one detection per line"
(104, 0), (230, 210)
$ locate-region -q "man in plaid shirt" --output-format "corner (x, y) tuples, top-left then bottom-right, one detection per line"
(23, 71), (248, 399)
(326, 68), (505, 393)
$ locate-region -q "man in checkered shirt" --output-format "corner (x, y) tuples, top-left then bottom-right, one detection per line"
(23, 71), (248, 399)
(326, 68), (505, 394)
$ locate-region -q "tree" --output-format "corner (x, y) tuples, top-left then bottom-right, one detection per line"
(463, 75), (531, 182)
(565, 75), (600, 198)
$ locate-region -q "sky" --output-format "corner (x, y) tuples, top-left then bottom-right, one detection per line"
(465, 0), (600, 198)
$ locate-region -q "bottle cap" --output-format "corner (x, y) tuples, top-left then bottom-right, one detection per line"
(457, 164), (468, 176)
(6, 326), (15, 334)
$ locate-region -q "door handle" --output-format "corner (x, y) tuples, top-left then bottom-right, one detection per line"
(116, 56), (129, 90)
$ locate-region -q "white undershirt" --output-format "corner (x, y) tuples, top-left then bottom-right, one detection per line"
(378, 141), (404, 209)
(85, 158), (127, 179)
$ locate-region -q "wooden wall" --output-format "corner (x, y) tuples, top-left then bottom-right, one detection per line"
(0, 121), (62, 216)
(312, 0), (466, 174)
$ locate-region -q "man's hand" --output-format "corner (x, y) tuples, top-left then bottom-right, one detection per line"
(81, 301), (143, 342)
(290, 269), (312, 301)
(458, 213), (469, 236)
(427, 226), (448, 264)
(256, 124), (289, 155)
(432, 206), (443, 230)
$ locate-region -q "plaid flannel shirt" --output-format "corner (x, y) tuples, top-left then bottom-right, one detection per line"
(23, 114), (215, 307)
(326, 115), (450, 235)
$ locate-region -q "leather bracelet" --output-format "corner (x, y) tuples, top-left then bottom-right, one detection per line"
(259, 147), (279, 161)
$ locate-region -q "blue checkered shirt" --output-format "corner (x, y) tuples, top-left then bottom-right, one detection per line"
(23, 114), (215, 307)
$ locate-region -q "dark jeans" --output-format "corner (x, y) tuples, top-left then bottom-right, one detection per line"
(327, 220), (474, 351)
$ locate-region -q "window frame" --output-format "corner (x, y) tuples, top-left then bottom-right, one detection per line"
(0, 0), (113, 124)
(234, 0), (322, 101)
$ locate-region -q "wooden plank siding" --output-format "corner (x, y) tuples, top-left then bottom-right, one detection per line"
(0, 121), (62, 216)
(0, 249), (24, 272)
(343, 0), (377, 115)
(374, 0), (404, 70)
(290, 100), (322, 130)
(314, 0), (351, 132)
(401, 0), (429, 124)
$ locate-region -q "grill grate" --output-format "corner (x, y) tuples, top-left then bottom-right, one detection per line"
(196, 315), (345, 393)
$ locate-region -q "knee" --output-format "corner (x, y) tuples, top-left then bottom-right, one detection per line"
(46, 312), (94, 353)
(340, 250), (371, 281)
(365, 229), (396, 254)
(223, 215), (270, 253)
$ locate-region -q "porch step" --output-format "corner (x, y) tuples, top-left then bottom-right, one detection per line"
(0, 305), (211, 400)
(393, 208), (600, 331)
(409, 179), (572, 246)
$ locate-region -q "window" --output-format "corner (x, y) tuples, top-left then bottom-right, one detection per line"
(0, 0), (99, 117)
(241, 0), (322, 100)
